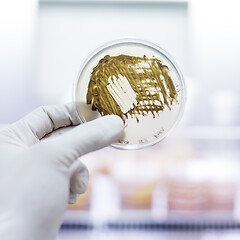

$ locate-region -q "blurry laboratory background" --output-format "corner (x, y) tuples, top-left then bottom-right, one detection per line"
(1, 0), (240, 239)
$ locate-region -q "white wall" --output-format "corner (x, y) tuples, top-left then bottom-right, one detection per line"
(188, 0), (240, 125)
(0, 0), (38, 123)
(35, 1), (189, 107)
(1, 0), (240, 126)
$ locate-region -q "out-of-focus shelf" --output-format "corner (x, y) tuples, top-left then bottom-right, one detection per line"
(61, 209), (240, 231)
(63, 209), (239, 223)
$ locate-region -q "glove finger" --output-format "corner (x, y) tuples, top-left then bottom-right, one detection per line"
(38, 115), (123, 167)
(68, 192), (79, 204)
(69, 159), (89, 194)
(7, 103), (80, 146)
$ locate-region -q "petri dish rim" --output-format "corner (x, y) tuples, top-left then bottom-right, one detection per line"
(73, 37), (186, 150)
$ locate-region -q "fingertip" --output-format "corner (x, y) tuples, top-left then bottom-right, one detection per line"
(70, 160), (89, 194)
(101, 115), (124, 131)
(68, 192), (78, 204)
(97, 115), (124, 141)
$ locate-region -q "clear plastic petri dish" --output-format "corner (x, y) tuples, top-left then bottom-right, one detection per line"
(73, 38), (186, 150)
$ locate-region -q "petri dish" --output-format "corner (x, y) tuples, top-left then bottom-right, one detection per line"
(73, 38), (186, 150)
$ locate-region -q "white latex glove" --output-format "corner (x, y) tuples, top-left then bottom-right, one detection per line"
(0, 103), (123, 240)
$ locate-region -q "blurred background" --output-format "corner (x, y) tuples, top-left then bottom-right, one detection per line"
(1, 0), (240, 239)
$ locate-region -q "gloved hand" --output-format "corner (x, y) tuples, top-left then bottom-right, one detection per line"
(0, 103), (123, 240)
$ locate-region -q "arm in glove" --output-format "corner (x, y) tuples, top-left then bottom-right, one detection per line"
(0, 103), (123, 240)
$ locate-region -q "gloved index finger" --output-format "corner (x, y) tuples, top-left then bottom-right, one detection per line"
(38, 115), (124, 167)
(6, 103), (80, 146)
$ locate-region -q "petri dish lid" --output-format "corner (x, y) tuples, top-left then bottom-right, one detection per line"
(73, 38), (186, 150)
